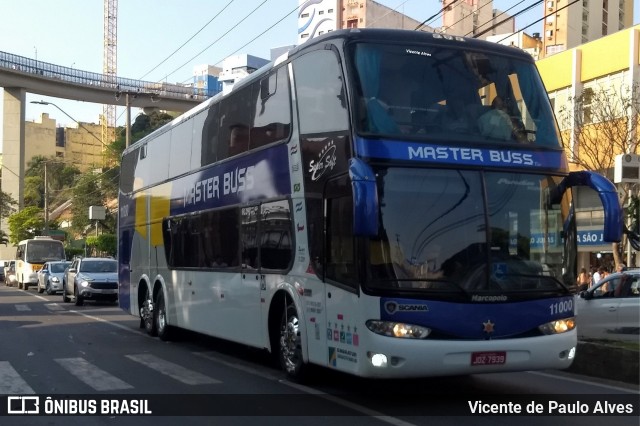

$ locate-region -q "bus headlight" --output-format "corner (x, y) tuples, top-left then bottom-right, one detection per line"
(538, 317), (576, 335)
(366, 320), (431, 339)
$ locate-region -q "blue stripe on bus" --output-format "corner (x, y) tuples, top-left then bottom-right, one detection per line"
(170, 144), (291, 216)
(354, 136), (567, 169)
(380, 296), (574, 339)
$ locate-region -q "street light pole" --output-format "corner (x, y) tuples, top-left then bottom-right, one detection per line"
(126, 92), (131, 148)
(43, 161), (48, 236)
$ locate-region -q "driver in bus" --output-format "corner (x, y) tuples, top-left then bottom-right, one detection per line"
(477, 96), (513, 140)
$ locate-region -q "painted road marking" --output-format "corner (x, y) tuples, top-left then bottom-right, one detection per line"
(55, 357), (133, 391)
(126, 353), (220, 385)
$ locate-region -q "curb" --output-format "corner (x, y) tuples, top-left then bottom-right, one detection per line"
(568, 341), (639, 384)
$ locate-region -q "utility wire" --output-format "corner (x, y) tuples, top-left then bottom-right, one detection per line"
(178, 3), (300, 85)
(469, 0), (543, 38)
(138, 0), (236, 81)
(493, 0), (581, 44)
(160, 0), (270, 82)
(445, 0), (525, 35)
(366, 0), (412, 28)
(415, 0), (463, 31)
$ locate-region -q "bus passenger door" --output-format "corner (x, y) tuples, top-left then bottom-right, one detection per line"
(238, 205), (262, 346)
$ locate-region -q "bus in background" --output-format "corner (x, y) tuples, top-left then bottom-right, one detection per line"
(118, 29), (633, 380)
(16, 236), (66, 290)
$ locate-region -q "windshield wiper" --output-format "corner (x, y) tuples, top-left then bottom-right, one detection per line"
(501, 273), (572, 294)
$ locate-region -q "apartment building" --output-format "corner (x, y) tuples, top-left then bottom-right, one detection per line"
(297, 0), (432, 44)
(543, 0), (634, 56)
(537, 25), (640, 268)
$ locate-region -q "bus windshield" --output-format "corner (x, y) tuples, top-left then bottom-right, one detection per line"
(25, 240), (65, 263)
(350, 41), (561, 147)
(365, 168), (574, 296)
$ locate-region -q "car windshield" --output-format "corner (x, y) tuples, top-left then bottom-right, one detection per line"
(50, 263), (69, 273)
(80, 260), (117, 273)
(365, 168), (575, 297)
(350, 41), (561, 147)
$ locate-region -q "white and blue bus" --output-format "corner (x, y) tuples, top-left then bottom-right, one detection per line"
(118, 29), (630, 379)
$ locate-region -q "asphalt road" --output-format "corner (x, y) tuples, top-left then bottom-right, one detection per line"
(0, 284), (637, 425)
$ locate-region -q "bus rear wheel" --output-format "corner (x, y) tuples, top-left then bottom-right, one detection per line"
(155, 290), (172, 341)
(140, 286), (157, 336)
(279, 303), (307, 381)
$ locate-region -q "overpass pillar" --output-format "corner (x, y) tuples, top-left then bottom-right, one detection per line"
(2, 87), (26, 210)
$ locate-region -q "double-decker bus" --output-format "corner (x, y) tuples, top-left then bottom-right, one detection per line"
(118, 29), (630, 380)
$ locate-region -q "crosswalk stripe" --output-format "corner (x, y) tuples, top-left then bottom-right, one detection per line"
(0, 361), (35, 394)
(15, 305), (30, 311)
(54, 358), (133, 391)
(45, 303), (65, 311)
(126, 354), (221, 385)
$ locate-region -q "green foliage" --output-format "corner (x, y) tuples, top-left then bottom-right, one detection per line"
(23, 155), (81, 210)
(7, 206), (44, 244)
(64, 245), (84, 260)
(627, 195), (640, 233)
(85, 234), (116, 257)
(70, 174), (104, 235)
(0, 190), (18, 219)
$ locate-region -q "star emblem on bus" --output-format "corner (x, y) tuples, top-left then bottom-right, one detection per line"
(482, 320), (495, 334)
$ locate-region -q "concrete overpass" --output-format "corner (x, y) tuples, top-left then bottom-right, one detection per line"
(0, 49), (212, 214)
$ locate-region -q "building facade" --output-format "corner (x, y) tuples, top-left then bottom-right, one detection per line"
(442, 0), (515, 39)
(193, 64), (222, 98)
(218, 54), (270, 94)
(297, 0), (432, 44)
(542, 0), (634, 57)
(536, 25), (640, 270)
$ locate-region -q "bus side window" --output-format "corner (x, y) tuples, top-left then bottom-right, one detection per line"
(218, 85), (252, 161)
(325, 176), (357, 290)
(293, 49), (349, 135)
(260, 200), (293, 271)
(250, 66), (292, 149)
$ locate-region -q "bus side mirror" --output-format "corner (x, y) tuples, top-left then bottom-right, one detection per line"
(349, 158), (379, 237)
(564, 171), (622, 242)
(624, 226), (640, 251)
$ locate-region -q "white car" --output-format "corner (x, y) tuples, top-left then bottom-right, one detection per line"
(577, 271), (640, 342)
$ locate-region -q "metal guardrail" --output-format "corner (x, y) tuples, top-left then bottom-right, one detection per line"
(0, 50), (217, 100)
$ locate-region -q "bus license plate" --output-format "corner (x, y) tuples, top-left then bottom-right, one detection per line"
(471, 351), (506, 366)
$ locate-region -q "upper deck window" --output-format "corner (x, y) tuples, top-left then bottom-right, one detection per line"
(349, 42), (561, 148)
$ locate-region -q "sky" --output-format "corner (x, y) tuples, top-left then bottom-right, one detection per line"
(0, 0), (639, 146)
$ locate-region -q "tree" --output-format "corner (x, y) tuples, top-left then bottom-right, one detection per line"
(7, 206), (44, 244)
(70, 173), (104, 235)
(24, 156), (81, 209)
(0, 189), (18, 246)
(86, 234), (116, 257)
(559, 83), (640, 267)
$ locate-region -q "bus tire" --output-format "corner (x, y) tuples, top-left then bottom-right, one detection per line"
(155, 290), (172, 341)
(279, 303), (307, 381)
(141, 286), (157, 336)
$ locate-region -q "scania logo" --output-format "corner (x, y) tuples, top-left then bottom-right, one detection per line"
(384, 301), (429, 315)
(384, 301), (398, 315)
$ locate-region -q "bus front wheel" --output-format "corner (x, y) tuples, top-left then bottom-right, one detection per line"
(279, 303), (307, 381)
